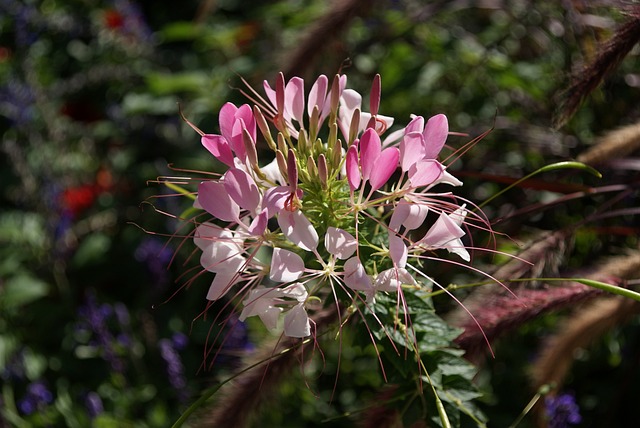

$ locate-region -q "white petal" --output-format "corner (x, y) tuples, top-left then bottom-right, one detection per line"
(283, 304), (310, 337)
(270, 248), (305, 283)
(324, 227), (357, 259)
(342, 257), (373, 291)
(388, 233), (408, 268)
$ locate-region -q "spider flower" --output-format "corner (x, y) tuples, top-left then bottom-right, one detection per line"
(183, 73), (484, 338)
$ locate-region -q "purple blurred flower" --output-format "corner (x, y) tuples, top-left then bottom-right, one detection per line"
(85, 391), (104, 419)
(159, 338), (189, 403)
(1, 349), (26, 381)
(216, 314), (253, 369)
(18, 381), (54, 415)
(135, 237), (173, 289)
(545, 393), (582, 428)
(76, 292), (125, 373)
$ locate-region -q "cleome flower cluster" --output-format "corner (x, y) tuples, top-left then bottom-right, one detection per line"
(185, 73), (482, 338)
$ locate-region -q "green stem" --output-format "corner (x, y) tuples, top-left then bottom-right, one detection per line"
(164, 181), (196, 200)
(509, 277), (640, 302)
(478, 161), (601, 209)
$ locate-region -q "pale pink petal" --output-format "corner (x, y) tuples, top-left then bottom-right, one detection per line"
(280, 282), (308, 302)
(262, 81), (277, 108)
(447, 240), (471, 262)
(388, 233), (408, 268)
(285, 77), (305, 124)
(433, 169), (463, 187)
(308, 75), (328, 116)
(343, 257), (373, 291)
(422, 114), (448, 159)
(450, 204), (468, 226)
(382, 127), (405, 147)
(197, 181), (239, 222)
(206, 270), (237, 301)
(239, 287), (282, 330)
(345, 145), (361, 191)
(270, 248), (305, 283)
(401, 200), (429, 230)
(325, 227), (357, 259)
(223, 168), (261, 213)
(201, 134), (235, 167)
(408, 159), (444, 188)
(199, 241), (244, 273)
(359, 128), (381, 182)
(278, 210), (318, 251)
(193, 222), (229, 250)
(369, 147), (399, 191)
(247, 210), (268, 236)
(374, 268), (415, 292)
(338, 88), (362, 140)
(284, 304), (310, 337)
(420, 211), (465, 248)
(390, 199), (430, 232)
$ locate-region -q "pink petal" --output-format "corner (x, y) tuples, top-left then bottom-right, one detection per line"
(197, 181), (239, 222)
(201, 134), (234, 167)
(247, 210), (268, 236)
(263, 186), (293, 216)
(223, 168), (261, 213)
(218, 102), (238, 143)
(399, 131), (425, 172)
(284, 304), (310, 337)
(229, 118), (247, 161)
(408, 159), (444, 188)
(235, 104), (256, 142)
(325, 227), (357, 259)
(270, 248), (305, 283)
(369, 147), (399, 191)
(359, 128), (381, 182)
(422, 114), (448, 159)
(278, 210), (318, 251)
(405, 115), (425, 134)
(343, 257), (372, 291)
(345, 145), (361, 191)
(388, 233), (408, 268)
(308, 75), (328, 116)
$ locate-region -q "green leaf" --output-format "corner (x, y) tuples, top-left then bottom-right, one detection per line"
(0, 274), (49, 311)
